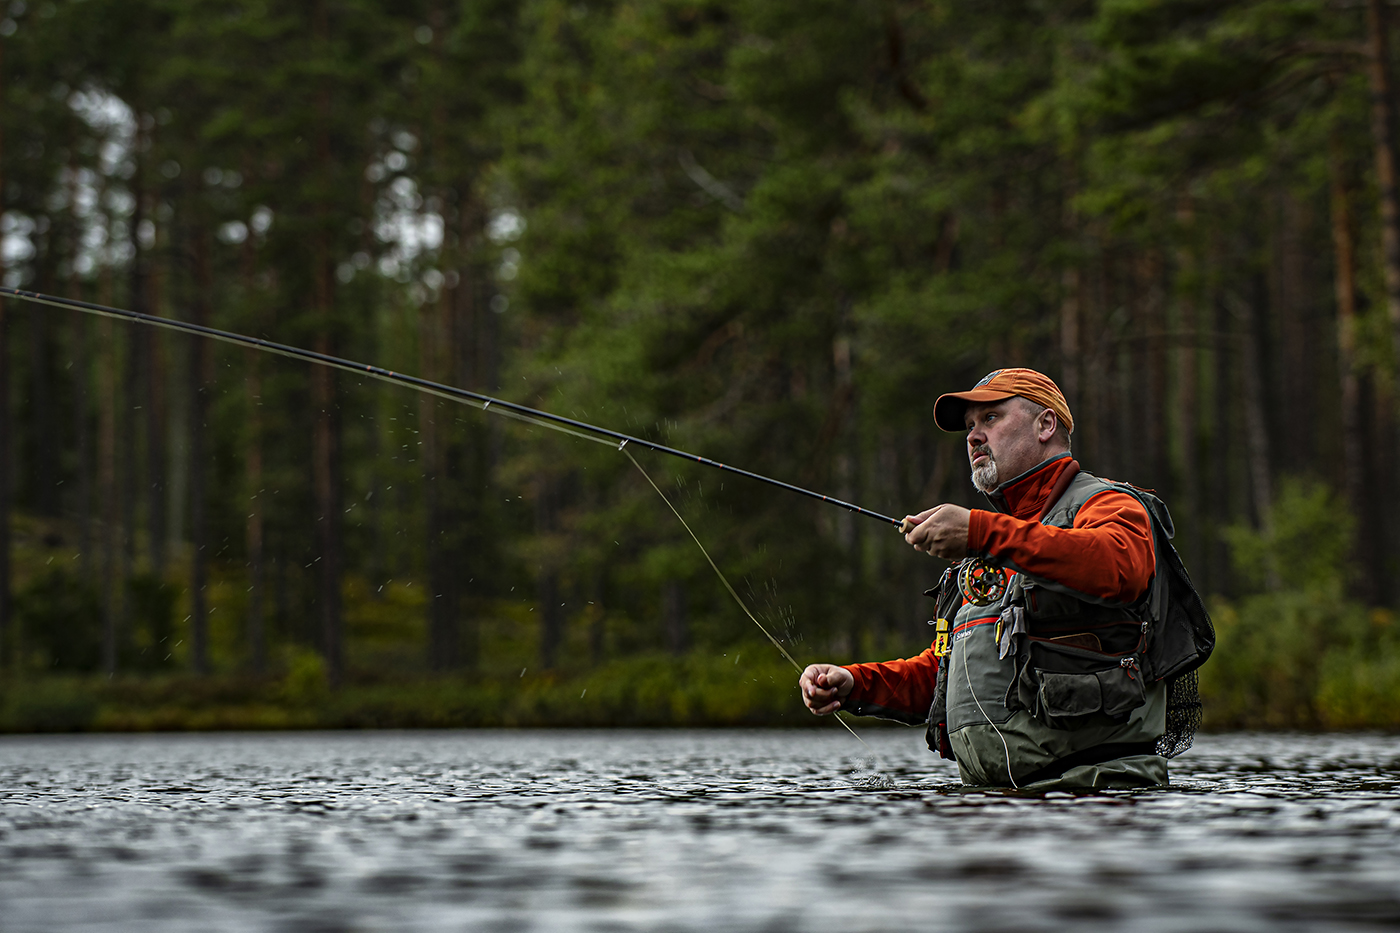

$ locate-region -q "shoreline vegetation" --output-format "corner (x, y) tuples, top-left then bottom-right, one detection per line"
(5, 480), (1400, 734)
(3, 627), (1400, 734)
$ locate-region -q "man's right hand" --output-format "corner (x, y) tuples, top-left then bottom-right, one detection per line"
(798, 664), (854, 715)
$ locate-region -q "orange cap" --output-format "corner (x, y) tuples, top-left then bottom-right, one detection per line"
(933, 368), (1073, 434)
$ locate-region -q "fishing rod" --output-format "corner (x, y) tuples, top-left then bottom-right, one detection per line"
(0, 286), (905, 529)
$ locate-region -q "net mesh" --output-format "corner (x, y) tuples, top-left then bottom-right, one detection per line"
(1157, 668), (1202, 759)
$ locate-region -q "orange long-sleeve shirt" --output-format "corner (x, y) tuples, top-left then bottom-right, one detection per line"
(842, 455), (1155, 722)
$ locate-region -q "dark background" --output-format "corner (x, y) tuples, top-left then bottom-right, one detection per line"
(0, 0), (1395, 731)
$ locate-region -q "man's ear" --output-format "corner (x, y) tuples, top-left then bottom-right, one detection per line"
(1037, 409), (1058, 444)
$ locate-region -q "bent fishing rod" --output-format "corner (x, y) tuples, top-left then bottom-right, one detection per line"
(1, 286), (905, 529)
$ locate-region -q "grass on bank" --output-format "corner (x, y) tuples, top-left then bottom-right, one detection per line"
(0, 650), (823, 733)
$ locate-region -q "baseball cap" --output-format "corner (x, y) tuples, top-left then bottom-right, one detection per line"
(933, 368), (1074, 433)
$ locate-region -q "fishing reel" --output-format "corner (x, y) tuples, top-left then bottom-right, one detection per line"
(957, 558), (1008, 607)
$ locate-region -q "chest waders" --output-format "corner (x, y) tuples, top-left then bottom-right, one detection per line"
(924, 471), (1214, 786)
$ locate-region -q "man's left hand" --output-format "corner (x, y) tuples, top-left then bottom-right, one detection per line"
(903, 504), (970, 559)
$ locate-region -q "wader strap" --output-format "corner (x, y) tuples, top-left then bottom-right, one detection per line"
(1019, 741), (1159, 786)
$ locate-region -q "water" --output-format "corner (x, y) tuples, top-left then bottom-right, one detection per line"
(1, 729), (1398, 932)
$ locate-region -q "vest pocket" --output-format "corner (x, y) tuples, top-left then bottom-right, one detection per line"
(1012, 638), (1149, 730)
(1038, 671), (1100, 719)
(1033, 666), (1145, 729)
(1098, 666), (1146, 719)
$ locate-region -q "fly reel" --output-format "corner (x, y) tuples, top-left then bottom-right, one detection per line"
(957, 558), (1007, 607)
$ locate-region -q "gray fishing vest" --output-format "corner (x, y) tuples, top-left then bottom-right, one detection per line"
(938, 469), (1188, 773)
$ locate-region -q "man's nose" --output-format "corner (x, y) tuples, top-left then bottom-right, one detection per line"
(967, 424), (986, 446)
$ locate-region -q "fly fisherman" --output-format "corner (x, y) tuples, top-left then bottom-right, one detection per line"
(799, 368), (1210, 790)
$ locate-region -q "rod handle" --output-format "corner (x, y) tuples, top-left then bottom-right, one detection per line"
(899, 517), (917, 534)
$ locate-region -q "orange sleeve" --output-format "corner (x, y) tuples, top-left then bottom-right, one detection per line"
(966, 490), (1155, 603)
(839, 647), (941, 724)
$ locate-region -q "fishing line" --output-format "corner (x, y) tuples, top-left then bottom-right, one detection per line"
(962, 638), (1018, 789)
(620, 445), (869, 751)
(0, 286), (904, 529)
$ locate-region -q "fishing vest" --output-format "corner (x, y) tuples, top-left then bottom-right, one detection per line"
(925, 469), (1213, 765)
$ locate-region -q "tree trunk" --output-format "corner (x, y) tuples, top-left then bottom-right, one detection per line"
(588, 570), (606, 666)
(130, 128), (167, 576)
(833, 334), (859, 653)
(145, 301), (167, 574)
(0, 294), (7, 669)
(242, 233), (266, 673)
(538, 570), (563, 670)
(0, 40), (8, 666)
(1060, 265), (1081, 418)
(1140, 252), (1169, 492)
(120, 310), (138, 605)
(189, 232), (212, 675)
(312, 0), (344, 686)
(1172, 198), (1202, 575)
(1238, 280), (1276, 538)
(311, 272), (343, 685)
(245, 350), (266, 673)
(1060, 167), (1081, 418)
(1273, 191), (1313, 473)
(70, 231), (93, 579)
(1366, 0), (1400, 377)
(453, 196), (483, 671)
(1210, 293), (1234, 597)
(1331, 136), (1378, 602)
(98, 270), (120, 675)
(535, 473), (563, 670)
(662, 580), (687, 655)
(28, 304), (59, 517)
(421, 294), (456, 670)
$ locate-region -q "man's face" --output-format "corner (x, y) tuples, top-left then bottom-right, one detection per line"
(964, 398), (1047, 493)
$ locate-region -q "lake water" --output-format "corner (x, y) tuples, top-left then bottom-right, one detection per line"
(1, 728), (1398, 932)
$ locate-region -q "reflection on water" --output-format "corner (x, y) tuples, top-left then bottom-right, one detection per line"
(1, 729), (1399, 932)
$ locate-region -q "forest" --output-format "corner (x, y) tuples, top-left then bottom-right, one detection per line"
(1, 0), (1399, 732)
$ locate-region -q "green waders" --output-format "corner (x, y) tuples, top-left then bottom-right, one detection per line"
(944, 598), (1168, 789)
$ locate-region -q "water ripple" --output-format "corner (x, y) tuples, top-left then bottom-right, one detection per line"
(2, 730), (1399, 931)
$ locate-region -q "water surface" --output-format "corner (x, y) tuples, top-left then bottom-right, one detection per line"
(2, 729), (1398, 931)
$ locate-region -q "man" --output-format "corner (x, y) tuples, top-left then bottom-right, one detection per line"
(799, 368), (1177, 790)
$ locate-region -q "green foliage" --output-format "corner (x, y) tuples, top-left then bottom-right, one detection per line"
(1, 679), (100, 732)
(1223, 478), (1355, 592)
(1315, 615), (1400, 728)
(0, 647), (833, 731)
(126, 574), (180, 672)
(1202, 478), (1400, 730)
(1201, 589), (1370, 729)
(282, 648), (330, 705)
(15, 568), (103, 673)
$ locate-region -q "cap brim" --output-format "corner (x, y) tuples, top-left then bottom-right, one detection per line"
(933, 388), (1017, 432)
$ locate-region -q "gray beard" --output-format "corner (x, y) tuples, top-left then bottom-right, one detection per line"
(971, 459), (999, 494)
